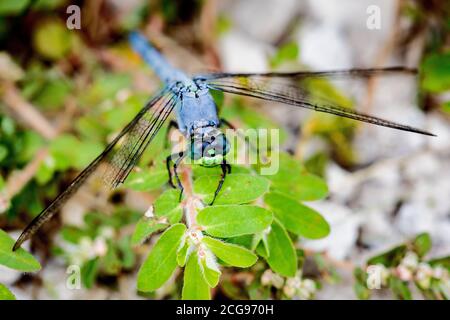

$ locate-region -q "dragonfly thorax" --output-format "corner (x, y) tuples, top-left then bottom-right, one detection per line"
(189, 126), (230, 167)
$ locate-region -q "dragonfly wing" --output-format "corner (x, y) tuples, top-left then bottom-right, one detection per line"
(197, 67), (434, 136)
(13, 90), (179, 251)
(104, 92), (178, 187)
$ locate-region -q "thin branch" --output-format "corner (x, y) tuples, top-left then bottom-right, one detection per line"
(179, 166), (203, 229)
(1, 81), (57, 140)
(1, 147), (49, 210)
(0, 83), (76, 211)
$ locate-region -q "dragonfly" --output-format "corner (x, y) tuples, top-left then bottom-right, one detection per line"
(12, 31), (434, 251)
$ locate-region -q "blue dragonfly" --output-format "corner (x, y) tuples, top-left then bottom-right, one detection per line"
(13, 31), (434, 251)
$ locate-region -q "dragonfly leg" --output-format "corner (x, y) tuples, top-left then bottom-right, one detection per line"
(173, 151), (186, 201)
(209, 159), (229, 205)
(166, 154), (176, 188)
(164, 120), (179, 149)
(166, 151), (186, 189)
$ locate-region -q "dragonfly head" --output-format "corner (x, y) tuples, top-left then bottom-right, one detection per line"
(190, 127), (230, 167)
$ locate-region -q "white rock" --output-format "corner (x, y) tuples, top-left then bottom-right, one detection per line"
(326, 163), (358, 203)
(360, 207), (402, 248)
(396, 201), (435, 236)
(297, 23), (352, 70)
(225, 0), (300, 42)
(427, 114), (450, 152)
(218, 30), (270, 73)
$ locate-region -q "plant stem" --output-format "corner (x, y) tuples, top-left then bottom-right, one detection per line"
(179, 166), (202, 229)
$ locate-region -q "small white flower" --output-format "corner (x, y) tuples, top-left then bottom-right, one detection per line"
(415, 263), (433, 289)
(116, 89), (131, 102)
(261, 270), (273, 286)
(260, 269), (284, 288)
(93, 237), (108, 257)
(432, 266), (448, 280)
(271, 273), (284, 289)
(301, 279), (316, 294)
(286, 277), (301, 290)
(283, 285), (296, 298)
(396, 265), (413, 281)
(98, 226), (115, 239)
(417, 263), (433, 276)
(401, 251), (419, 270)
(70, 236), (96, 265)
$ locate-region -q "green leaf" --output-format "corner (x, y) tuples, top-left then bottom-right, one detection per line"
(353, 267), (370, 300)
(32, 0), (67, 10)
(0, 283), (15, 300)
(81, 258), (100, 289)
(124, 170), (168, 192)
(81, 72), (131, 107)
(421, 52), (450, 93)
(177, 240), (190, 267)
(264, 192), (330, 239)
(367, 245), (408, 268)
(270, 42), (299, 68)
(131, 217), (167, 246)
(137, 223), (186, 292)
(117, 236), (136, 269)
(60, 226), (89, 244)
(198, 205), (273, 238)
(0, 145), (8, 162)
(442, 101), (450, 115)
(194, 173), (270, 205)
(0, 229), (41, 272)
(102, 242), (121, 275)
(182, 251), (211, 300)
(32, 78), (71, 110)
(48, 134), (103, 171)
(412, 233), (432, 257)
(226, 234), (254, 250)
(428, 256), (450, 271)
(389, 277), (412, 300)
(33, 19), (74, 60)
(154, 189), (183, 223)
(265, 220), (297, 277)
(0, 0), (30, 15)
(266, 153), (328, 201)
(202, 236), (257, 268)
(73, 141), (104, 169)
(254, 233), (270, 258)
(199, 251), (221, 288)
(354, 282), (370, 300)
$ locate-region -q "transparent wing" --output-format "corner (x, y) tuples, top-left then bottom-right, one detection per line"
(195, 67), (435, 136)
(13, 90), (179, 251)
